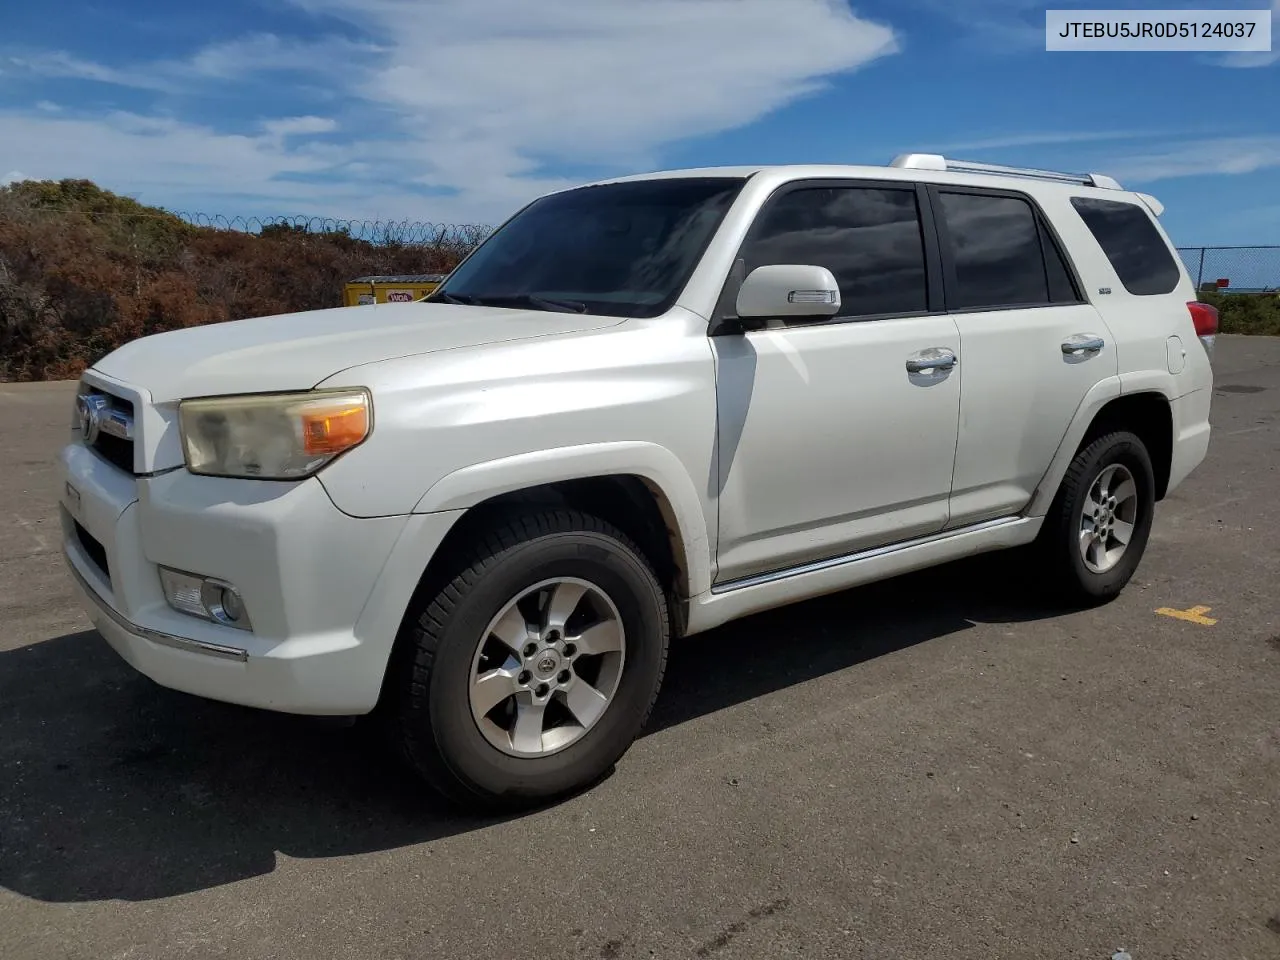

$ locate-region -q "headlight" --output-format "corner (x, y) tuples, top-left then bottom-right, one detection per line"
(178, 388), (372, 480)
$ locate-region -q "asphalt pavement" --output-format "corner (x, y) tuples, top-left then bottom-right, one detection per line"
(2, 336), (1278, 960)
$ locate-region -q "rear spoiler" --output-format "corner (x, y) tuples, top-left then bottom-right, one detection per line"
(1134, 192), (1164, 217)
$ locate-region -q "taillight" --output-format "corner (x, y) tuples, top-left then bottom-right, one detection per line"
(1187, 301), (1218, 360)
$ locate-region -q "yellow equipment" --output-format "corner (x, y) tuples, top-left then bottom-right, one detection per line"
(342, 274), (448, 307)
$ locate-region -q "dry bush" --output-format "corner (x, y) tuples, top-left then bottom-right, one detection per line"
(0, 179), (482, 381)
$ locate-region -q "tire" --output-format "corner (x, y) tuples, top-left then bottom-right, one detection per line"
(1036, 430), (1156, 605)
(386, 508), (670, 811)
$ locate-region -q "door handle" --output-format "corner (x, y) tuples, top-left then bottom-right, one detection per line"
(906, 348), (957, 374)
(1061, 334), (1105, 356)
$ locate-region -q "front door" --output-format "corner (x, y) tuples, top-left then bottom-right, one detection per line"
(711, 181), (963, 585)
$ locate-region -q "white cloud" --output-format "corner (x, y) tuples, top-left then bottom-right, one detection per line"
(1103, 136), (1280, 183)
(326, 0), (894, 153)
(3, 51), (177, 92)
(3, 34), (382, 92)
(0, 111), (345, 207)
(183, 33), (386, 80)
(2, 170), (27, 185)
(1217, 0), (1280, 66)
(0, 107), (565, 223)
(261, 116), (339, 138)
(912, 0), (1280, 64)
(921, 129), (1182, 152)
(890, 129), (1280, 190)
(0, 0), (898, 223)
(901, 0), (1050, 50)
(1219, 49), (1280, 66)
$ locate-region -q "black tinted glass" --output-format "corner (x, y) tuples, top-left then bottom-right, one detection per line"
(938, 192), (1049, 309)
(743, 186), (928, 318)
(1070, 197), (1180, 296)
(1043, 227), (1079, 303)
(436, 177), (745, 318)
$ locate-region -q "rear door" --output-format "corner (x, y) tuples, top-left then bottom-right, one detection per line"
(929, 185), (1118, 527)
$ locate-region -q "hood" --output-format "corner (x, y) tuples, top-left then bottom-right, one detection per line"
(92, 302), (623, 402)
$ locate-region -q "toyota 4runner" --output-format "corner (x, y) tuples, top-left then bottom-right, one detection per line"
(58, 153), (1216, 809)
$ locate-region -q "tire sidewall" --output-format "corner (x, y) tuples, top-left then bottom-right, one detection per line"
(1064, 433), (1156, 598)
(424, 531), (667, 802)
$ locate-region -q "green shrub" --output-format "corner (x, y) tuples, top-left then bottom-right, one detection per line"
(1198, 290), (1280, 337)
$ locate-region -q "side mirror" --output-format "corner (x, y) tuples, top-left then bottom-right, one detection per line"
(735, 264), (841, 321)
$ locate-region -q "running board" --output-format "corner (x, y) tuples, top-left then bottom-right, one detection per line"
(683, 516), (1041, 636)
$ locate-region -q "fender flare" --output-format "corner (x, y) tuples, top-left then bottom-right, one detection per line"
(412, 441), (714, 596)
(1025, 376), (1123, 517)
(1025, 373), (1180, 517)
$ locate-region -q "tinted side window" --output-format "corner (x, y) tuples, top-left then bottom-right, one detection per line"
(1070, 196), (1180, 296)
(743, 186), (928, 318)
(937, 192), (1049, 309)
(1043, 227), (1079, 303)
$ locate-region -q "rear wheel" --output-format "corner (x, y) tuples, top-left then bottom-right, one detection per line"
(1036, 430), (1156, 604)
(387, 508), (669, 811)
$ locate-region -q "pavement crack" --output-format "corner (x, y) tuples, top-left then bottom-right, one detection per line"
(693, 898), (790, 957)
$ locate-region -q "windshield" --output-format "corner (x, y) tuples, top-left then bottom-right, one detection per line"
(431, 177), (747, 318)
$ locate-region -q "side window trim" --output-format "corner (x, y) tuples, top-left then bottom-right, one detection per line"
(710, 177), (945, 332)
(915, 182), (947, 314)
(1034, 207), (1086, 304)
(927, 183), (1087, 314)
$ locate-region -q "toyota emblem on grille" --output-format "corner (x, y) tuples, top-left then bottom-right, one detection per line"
(76, 393), (111, 445)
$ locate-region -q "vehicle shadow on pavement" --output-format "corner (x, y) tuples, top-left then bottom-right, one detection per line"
(648, 551), (1061, 735)
(0, 551), (1069, 904)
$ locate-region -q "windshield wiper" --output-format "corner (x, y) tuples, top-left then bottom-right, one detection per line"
(469, 294), (589, 314)
(431, 291), (479, 305)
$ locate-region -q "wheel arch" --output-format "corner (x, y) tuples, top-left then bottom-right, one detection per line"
(1027, 378), (1175, 516)
(1077, 392), (1173, 500)
(411, 440), (712, 611)
(421, 474), (692, 605)
(370, 470), (697, 715)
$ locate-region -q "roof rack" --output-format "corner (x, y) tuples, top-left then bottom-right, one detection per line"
(889, 153), (1123, 190)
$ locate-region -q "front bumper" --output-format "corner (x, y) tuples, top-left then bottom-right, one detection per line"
(58, 438), (453, 715)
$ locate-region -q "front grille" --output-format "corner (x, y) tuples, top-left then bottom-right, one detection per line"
(92, 431), (134, 473)
(79, 388), (137, 474)
(73, 519), (110, 582)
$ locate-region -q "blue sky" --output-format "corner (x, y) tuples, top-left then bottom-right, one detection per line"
(0, 0), (1277, 246)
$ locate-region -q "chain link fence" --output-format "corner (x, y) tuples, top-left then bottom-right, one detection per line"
(1, 203), (493, 257)
(170, 212), (494, 249)
(1176, 246), (1280, 293)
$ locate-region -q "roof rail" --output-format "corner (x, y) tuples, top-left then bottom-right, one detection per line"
(889, 153), (1123, 191)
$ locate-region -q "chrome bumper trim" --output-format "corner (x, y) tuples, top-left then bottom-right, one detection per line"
(66, 554), (249, 663)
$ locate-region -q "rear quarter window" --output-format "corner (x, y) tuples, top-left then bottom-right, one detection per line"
(1069, 196), (1181, 296)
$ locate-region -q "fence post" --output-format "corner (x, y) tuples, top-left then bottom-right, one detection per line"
(1196, 248), (1206, 289)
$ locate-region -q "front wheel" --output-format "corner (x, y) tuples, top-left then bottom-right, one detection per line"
(387, 509), (670, 811)
(1036, 430), (1156, 605)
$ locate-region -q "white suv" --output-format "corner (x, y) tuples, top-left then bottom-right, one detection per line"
(58, 154), (1216, 809)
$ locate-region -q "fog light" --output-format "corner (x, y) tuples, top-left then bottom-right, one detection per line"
(158, 567), (253, 631)
(206, 584), (247, 627)
(218, 587), (245, 624)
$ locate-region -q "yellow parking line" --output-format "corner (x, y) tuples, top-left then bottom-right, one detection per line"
(1155, 605), (1218, 626)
